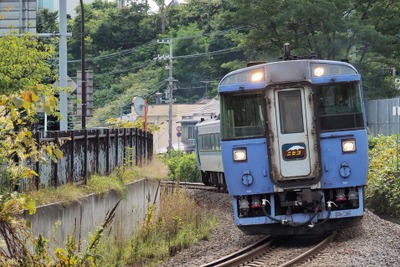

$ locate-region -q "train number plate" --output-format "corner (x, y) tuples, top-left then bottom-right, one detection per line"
(282, 143), (306, 160)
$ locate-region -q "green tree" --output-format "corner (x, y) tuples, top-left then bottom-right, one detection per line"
(154, 0), (177, 34)
(67, 1), (160, 109)
(0, 35), (57, 95)
(0, 33), (63, 264)
(217, 0), (400, 98)
(37, 8), (59, 33)
(0, 32), (115, 266)
(89, 65), (163, 127)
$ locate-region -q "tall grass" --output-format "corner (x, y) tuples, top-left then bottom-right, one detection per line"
(29, 156), (168, 206)
(97, 188), (218, 266)
(28, 155), (218, 266)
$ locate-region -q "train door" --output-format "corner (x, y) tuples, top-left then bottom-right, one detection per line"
(266, 86), (319, 182)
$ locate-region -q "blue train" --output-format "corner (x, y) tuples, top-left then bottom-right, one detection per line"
(195, 117), (226, 189)
(214, 48), (368, 235)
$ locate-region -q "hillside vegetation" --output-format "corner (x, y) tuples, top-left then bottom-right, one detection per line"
(36, 0), (400, 127)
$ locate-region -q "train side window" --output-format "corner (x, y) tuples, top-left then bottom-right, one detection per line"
(216, 133), (221, 150)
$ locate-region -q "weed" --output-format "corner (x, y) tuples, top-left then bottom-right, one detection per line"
(29, 156), (167, 206)
(96, 188), (218, 266)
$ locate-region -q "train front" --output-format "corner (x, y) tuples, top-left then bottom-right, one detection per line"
(218, 60), (368, 235)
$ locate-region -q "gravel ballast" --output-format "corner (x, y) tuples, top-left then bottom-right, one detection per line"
(158, 190), (400, 267)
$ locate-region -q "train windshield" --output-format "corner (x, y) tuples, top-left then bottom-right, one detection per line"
(220, 92), (265, 140)
(316, 82), (364, 131)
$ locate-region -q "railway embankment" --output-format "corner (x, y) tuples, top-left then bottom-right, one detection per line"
(24, 179), (160, 250)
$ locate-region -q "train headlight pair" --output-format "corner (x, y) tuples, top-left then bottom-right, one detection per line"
(342, 139), (356, 153)
(233, 148), (247, 162)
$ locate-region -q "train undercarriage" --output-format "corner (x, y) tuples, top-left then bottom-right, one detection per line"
(234, 186), (364, 235)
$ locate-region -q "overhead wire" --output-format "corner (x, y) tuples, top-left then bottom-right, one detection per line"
(67, 25), (252, 65)
(174, 47), (237, 59)
(67, 40), (158, 64)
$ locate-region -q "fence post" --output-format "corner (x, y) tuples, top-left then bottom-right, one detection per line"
(140, 130), (144, 166)
(84, 130), (88, 184)
(96, 129), (100, 174)
(35, 131), (40, 190)
(105, 129), (110, 174)
(115, 129), (119, 167)
(130, 128), (134, 166)
(54, 131), (59, 188)
(148, 132), (153, 162)
(123, 128), (126, 165)
(144, 131), (148, 164)
(70, 130), (75, 184)
(135, 128), (139, 166)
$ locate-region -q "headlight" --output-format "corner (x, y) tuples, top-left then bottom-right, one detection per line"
(342, 139), (356, 153)
(251, 71), (264, 82)
(313, 66), (325, 77)
(233, 148), (247, 162)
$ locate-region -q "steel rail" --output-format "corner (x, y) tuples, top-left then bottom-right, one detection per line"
(200, 236), (273, 267)
(278, 231), (337, 267)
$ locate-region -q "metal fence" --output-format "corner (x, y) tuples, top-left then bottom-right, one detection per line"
(26, 128), (152, 190)
(366, 98), (400, 136)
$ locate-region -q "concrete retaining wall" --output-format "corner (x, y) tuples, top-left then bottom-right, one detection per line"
(25, 179), (160, 248)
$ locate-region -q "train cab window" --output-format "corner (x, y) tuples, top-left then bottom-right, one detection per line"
(278, 90), (304, 134)
(316, 82), (364, 131)
(220, 93), (265, 140)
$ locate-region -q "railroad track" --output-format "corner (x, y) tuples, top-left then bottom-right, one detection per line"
(200, 232), (336, 267)
(161, 181), (228, 193)
(200, 236), (274, 267)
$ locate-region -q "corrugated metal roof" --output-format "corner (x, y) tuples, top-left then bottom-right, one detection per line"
(192, 98), (220, 116)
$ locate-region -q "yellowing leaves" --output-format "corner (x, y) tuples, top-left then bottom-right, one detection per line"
(22, 91), (32, 102)
(46, 146), (53, 156)
(54, 148), (64, 159)
(44, 145), (64, 162)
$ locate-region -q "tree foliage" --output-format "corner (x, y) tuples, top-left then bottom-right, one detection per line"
(0, 35), (57, 95)
(218, 0), (400, 98)
(0, 32), (118, 266)
(0, 33), (64, 264)
(36, 8), (59, 34)
(62, 0), (400, 125)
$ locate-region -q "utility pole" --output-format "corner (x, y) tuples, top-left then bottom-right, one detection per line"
(59, 0), (68, 131)
(80, 0), (87, 129)
(200, 80), (212, 97)
(156, 38), (174, 151)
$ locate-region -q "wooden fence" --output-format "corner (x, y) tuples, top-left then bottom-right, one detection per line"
(27, 128), (152, 190)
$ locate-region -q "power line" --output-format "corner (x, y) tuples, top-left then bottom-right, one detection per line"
(174, 47), (237, 59)
(67, 41), (157, 63)
(100, 60), (156, 75)
(67, 25), (252, 64)
(173, 25), (255, 40)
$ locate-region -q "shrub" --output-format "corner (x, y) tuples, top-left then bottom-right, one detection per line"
(175, 153), (201, 182)
(161, 151), (201, 182)
(366, 134), (400, 216)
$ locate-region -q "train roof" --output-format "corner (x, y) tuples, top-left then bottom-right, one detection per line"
(218, 59), (360, 93)
(195, 117), (220, 128)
